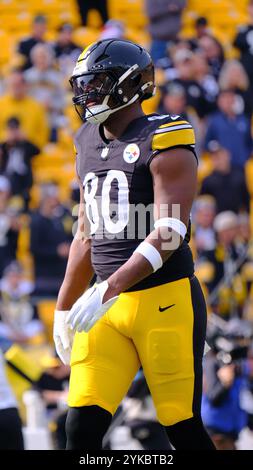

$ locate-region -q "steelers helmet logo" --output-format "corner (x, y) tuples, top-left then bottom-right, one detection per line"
(123, 143), (140, 164)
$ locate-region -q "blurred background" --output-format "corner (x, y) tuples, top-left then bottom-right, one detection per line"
(1, 0), (253, 451)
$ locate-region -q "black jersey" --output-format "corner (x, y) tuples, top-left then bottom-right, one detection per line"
(75, 113), (196, 291)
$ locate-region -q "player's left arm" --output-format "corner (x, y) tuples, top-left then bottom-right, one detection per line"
(104, 147), (198, 300)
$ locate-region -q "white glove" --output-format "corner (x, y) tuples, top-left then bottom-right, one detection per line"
(66, 281), (119, 333)
(53, 310), (74, 365)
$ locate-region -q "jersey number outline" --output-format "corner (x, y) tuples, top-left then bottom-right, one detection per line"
(83, 170), (129, 235)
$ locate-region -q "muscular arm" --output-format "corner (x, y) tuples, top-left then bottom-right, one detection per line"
(104, 148), (197, 300)
(56, 181), (94, 310)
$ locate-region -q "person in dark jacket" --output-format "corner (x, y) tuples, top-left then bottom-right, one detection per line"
(0, 177), (20, 278)
(0, 117), (39, 209)
(53, 24), (81, 80)
(205, 90), (253, 168)
(145, 0), (186, 64)
(234, 0), (253, 94)
(30, 183), (72, 297)
(202, 317), (253, 452)
(201, 140), (250, 214)
(76, 0), (108, 26)
(17, 15), (48, 70)
(202, 350), (248, 449)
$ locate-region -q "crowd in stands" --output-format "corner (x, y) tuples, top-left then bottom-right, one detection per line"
(1, 0), (253, 450)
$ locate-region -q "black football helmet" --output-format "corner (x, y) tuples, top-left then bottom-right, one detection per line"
(69, 39), (155, 124)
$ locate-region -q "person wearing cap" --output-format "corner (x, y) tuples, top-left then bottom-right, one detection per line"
(0, 117), (39, 209)
(53, 24), (81, 78)
(205, 89), (253, 169)
(201, 319), (250, 450)
(201, 140), (249, 214)
(17, 15), (48, 70)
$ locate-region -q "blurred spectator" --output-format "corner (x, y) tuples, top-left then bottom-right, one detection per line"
(155, 39), (191, 80)
(234, 0), (253, 93)
(53, 24), (81, 80)
(0, 261), (44, 346)
(0, 176), (20, 278)
(0, 69), (49, 149)
(170, 49), (210, 118)
(30, 183), (72, 297)
(159, 82), (188, 119)
(195, 17), (210, 40)
(198, 35), (225, 79)
(99, 20), (126, 41)
(17, 15), (48, 70)
(200, 211), (247, 317)
(202, 349), (248, 450)
(238, 214), (251, 245)
(218, 60), (252, 117)
(189, 17), (211, 50)
(70, 180), (80, 205)
(24, 44), (66, 142)
(202, 318), (253, 449)
(0, 117), (39, 209)
(205, 89), (252, 169)
(193, 53), (219, 112)
(193, 196), (216, 255)
(0, 350), (24, 449)
(76, 0), (108, 26)
(145, 0), (186, 64)
(201, 140), (250, 214)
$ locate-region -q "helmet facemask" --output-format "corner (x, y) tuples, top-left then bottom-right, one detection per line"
(70, 64), (154, 124)
(70, 71), (121, 123)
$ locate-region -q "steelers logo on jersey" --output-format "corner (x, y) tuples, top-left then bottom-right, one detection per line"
(123, 143), (140, 164)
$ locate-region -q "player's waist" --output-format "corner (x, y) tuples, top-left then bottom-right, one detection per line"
(93, 241), (194, 291)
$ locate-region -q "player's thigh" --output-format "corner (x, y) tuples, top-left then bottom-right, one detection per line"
(133, 276), (207, 426)
(68, 318), (140, 415)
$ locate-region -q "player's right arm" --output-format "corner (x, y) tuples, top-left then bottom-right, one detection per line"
(53, 178), (94, 364)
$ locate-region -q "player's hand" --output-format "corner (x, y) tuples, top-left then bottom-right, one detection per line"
(53, 310), (74, 365)
(66, 281), (119, 333)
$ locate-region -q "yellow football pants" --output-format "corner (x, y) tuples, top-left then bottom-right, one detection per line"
(68, 276), (206, 426)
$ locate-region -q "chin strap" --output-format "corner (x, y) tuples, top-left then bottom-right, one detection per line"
(86, 81), (154, 124)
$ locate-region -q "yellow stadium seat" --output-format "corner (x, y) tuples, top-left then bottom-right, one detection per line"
(0, 30), (12, 65)
(73, 27), (99, 49)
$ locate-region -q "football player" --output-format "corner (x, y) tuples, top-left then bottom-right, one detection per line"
(54, 39), (215, 450)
